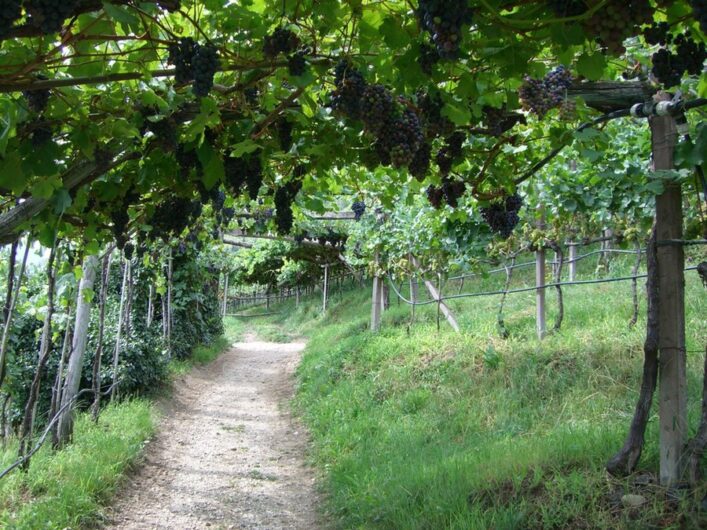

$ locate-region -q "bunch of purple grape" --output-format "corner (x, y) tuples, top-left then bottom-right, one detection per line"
(519, 66), (573, 117)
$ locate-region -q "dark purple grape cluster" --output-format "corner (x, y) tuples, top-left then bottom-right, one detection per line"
(351, 201), (366, 220)
(651, 32), (706, 87)
(30, 120), (52, 146)
(690, 0), (706, 34)
(480, 193), (523, 239)
(360, 84), (395, 133)
(583, 0), (652, 54)
(329, 62), (426, 172)
(426, 177), (465, 209)
(23, 89), (50, 113)
(143, 117), (178, 152)
(22, 74), (50, 113)
(377, 106), (424, 168)
(417, 42), (440, 74)
(426, 185), (444, 209)
(150, 195), (200, 240)
(436, 147), (453, 176)
(415, 90), (454, 138)
(123, 243), (135, 260)
(244, 87), (259, 106)
(273, 179), (302, 234)
(546, 0), (586, 17)
(675, 32), (706, 75)
(482, 106), (526, 136)
(651, 49), (684, 87)
(416, 0), (473, 59)
(643, 21), (671, 46)
(287, 51), (307, 76)
(0, 0), (22, 37)
(277, 117), (293, 151)
(224, 156), (246, 195)
(435, 132), (465, 176)
(519, 66), (574, 117)
(176, 144), (199, 178)
(445, 131), (465, 159)
(109, 189), (140, 249)
(110, 209), (129, 249)
(409, 142), (431, 181)
(26, 0), (78, 34)
(263, 27), (299, 57)
(192, 43), (220, 97)
(293, 164), (307, 179)
(244, 153), (263, 200)
(168, 38), (219, 96)
(168, 37), (197, 84)
(441, 176), (465, 207)
(329, 60), (367, 118)
(209, 187), (225, 211)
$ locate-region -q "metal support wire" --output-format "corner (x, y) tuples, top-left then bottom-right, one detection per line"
(387, 266), (700, 307)
(447, 247), (645, 282)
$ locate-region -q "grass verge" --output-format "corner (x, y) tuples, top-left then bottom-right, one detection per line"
(252, 247), (707, 529)
(0, 318), (242, 529)
(168, 316), (245, 376)
(0, 400), (154, 529)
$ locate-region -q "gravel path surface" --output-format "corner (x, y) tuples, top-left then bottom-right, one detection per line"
(103, 334), (320, 530)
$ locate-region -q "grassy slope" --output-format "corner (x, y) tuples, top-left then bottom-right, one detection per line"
(0, 317), (243, 529)
(256, 248), (707, 529)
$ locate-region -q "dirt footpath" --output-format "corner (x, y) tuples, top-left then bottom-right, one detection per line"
(103, 334), (320, 530)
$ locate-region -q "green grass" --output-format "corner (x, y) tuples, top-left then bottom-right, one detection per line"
(168, 316), (245, 375)
(251, 246), (707, 529)
(0, 400), (155, 529)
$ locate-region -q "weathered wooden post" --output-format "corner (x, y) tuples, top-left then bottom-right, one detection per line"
(371, 252), (382, 331)
(222, 272), (229, 318)
(568, 242), (577, 281)
(322, 264), (329, 312)
(601, 228), (613, 260)
(651, 99), (686, 486)
(410, 256), (460, 333)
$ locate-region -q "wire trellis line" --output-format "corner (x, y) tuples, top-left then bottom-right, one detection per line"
(388, 266), (700, 307)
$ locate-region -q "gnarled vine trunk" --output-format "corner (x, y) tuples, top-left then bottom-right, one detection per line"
(606, 228), (659, 476)
(551, 242), (564, 332)
(111, 257), (129, 402)
(497, 256), (516, 339)
(49, 302), (74, 447)
(18, 244), (58, 464)
(0, 240), (30, 389)
(91, 251), (113, 421)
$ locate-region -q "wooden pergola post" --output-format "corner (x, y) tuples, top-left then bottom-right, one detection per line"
(371, 252), (382, 332)
(322, 264), (329, 312)
(568, 242), (577, 281)
(651, 102), (686, 486)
